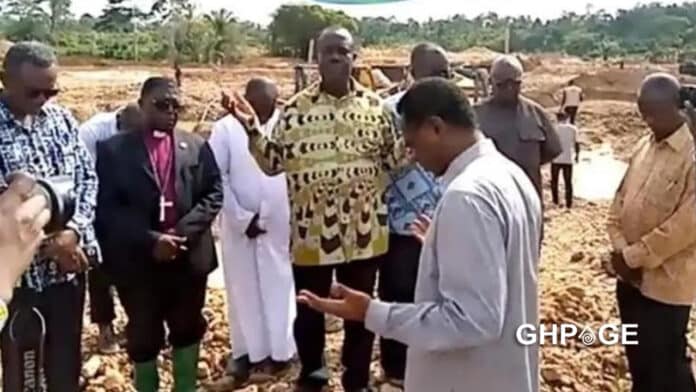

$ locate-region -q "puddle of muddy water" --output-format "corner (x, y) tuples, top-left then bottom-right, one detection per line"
(572, 144), (627, 201)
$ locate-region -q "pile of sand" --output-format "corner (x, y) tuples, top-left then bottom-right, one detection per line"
(570, 67), (666, 102)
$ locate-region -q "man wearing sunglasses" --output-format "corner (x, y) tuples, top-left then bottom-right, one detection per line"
(378, 42), (446, 392)
(0, 41), (100, 391)
(95, 77), (222, 391)
(475, 55), (561, 200)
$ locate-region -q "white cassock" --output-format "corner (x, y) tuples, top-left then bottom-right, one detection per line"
(209, 111), (297, 363)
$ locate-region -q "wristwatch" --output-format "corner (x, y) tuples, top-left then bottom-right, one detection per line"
(0, 298), (8, 332)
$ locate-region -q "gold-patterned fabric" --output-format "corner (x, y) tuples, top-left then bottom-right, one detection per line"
(246, 81), (405, 266)
(607, 124), (696, 305)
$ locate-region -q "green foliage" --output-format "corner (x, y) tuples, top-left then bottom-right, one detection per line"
(269, 4), (358, 58)
(5, 2), (696, 63)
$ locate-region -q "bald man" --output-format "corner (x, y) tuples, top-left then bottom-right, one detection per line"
(209, 77), (296, 386)
(379, 42), (446, 390)
(475, 55), (561, 198)
(608, 73), (696, 392)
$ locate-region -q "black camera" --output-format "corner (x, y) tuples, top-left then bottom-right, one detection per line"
(1, 173), (76, 234)
(679, 84), (696, 109)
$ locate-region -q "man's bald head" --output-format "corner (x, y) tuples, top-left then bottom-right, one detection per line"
(637, 73), (684, 138)
(245, 77), (279, 99)
(638, 73), (680, 105)
(116, 102), (143, 132)
(245, 77), (279, 124)
(410, 43), (450, 80)
(317, 26), (354, 50)
(490, 55), (524, 82)
(490, 55), (524, 104)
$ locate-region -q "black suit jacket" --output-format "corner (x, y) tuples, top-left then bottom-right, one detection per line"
(95, 129), (223, 286)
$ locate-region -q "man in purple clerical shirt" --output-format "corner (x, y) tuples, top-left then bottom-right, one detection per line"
(95, 77), (223, 392)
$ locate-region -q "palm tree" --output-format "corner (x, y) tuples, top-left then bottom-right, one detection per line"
(203, 9), (239, 64)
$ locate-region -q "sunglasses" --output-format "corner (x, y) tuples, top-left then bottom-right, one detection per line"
(26, 88), (60, 99)
(152, 98), (183, 112)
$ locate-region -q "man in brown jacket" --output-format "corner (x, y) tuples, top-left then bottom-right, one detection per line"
(608, 73), (696, 392)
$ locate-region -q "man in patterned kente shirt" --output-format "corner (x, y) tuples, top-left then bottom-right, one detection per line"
(224, 26), (406, 392)
(0, 41), (100, 391)
(378, 42), (446, 392)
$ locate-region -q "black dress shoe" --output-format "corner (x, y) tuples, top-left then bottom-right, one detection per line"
(225, 354), (251, 386)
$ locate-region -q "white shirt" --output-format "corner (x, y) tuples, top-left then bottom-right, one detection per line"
(563, 85), (583, 107)
(553, 123), (578, 165)
(366, 138), (542, 392)
(78, 112), (119, 159)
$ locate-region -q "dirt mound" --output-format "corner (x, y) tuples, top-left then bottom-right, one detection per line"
(571, 67), (667, 102)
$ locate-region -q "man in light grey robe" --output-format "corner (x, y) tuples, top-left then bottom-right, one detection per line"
(298, 77), (542, 392)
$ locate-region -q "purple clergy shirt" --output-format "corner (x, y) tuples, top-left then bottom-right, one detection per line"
(143, 130), (177, 229)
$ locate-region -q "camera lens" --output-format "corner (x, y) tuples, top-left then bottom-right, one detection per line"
(36, 176), (76, 234)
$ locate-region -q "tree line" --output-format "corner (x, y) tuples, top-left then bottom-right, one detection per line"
(2, 1), (696, 63)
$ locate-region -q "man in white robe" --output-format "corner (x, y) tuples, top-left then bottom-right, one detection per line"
(209, 78), (296, 386)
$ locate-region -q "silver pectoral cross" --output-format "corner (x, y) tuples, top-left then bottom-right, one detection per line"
(159, 195), (174, 222)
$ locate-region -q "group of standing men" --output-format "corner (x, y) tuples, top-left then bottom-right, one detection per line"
(1, 27), (695, 392)
(0, 41), (222, 392)
(215, 28), (549, 392)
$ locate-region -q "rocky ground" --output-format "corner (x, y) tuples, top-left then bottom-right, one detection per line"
(27, 53), (695, 391)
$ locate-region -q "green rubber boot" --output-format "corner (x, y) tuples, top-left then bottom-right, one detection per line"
(173, 343), (200, 392)
(134, 360), (159, 392)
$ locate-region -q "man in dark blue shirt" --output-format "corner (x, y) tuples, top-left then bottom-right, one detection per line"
(0, 41), (99, 392)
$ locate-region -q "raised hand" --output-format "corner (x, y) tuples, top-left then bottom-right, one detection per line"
(221, 91), (258, 130)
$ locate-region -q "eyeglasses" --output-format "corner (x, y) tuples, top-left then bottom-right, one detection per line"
(26, 88), (60, 99)
(152, 98), (183, 112)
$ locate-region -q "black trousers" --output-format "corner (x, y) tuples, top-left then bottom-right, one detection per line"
(88, 266), (116, 325)
(116, 269), (208, 363)
(551, 163), (574, 208)
(2, 277), (86, 392)
(293, 257), (379, 391)
(378, 234), (421, 381)
(616, 281), (696, 392)
(564, 105), (579, 124)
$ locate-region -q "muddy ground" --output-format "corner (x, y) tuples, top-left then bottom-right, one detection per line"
(40, 52), (690, 391)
